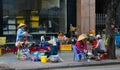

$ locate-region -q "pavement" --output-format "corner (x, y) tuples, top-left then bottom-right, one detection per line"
(0, 48), (120, 70)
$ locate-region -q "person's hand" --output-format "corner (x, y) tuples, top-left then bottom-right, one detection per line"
(91, 46), (95, 50)
(25, 41), (29, 44)
(94, 46), (98, 49)
(23, 32), (28, 36)
(84, 49), (88, 53)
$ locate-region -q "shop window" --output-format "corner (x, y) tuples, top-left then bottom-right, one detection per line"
(3, 0), (67, 35)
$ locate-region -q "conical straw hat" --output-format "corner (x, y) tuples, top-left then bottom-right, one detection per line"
(77, 35), (86, 41)
(18, 23), (26, 28)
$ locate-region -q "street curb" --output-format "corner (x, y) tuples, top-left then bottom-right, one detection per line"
(0, 64), (15, 70)
(18, 60), (120, 70)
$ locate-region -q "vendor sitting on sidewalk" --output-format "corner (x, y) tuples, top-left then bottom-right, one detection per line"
(92, 34), (107, 60)
(57, 32), (69, 44)
(41, 37), (59, 57)
(75, 34), (88, 60)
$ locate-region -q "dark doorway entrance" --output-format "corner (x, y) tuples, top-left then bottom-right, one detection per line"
(0, 0), (3, 36)
(96, 0), (106, 34)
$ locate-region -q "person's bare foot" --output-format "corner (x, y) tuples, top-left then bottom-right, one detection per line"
(95, 56), (101, 61)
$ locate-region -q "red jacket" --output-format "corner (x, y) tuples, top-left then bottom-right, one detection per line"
(75, 41), (88, 53)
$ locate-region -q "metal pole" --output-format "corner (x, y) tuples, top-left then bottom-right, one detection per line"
(89, 0), (90, 32)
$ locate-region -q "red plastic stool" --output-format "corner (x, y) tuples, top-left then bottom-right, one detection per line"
(14, 47), (18, 54)
(101, 53), (108, 60)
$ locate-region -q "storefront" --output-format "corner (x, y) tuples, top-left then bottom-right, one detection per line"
(2, 0), (75, 42)
(3, 0), (67, 35)
(2, 0), (95, 42)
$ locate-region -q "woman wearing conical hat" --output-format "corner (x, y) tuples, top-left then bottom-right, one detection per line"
(75, 34), (88, 60)
(16, 23), (27, 44)
(16, 23), (30, 60)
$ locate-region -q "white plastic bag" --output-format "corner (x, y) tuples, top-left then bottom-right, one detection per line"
(49, 55), (64, 62)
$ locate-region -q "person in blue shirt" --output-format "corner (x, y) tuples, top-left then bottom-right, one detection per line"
(15, 23), (27, 46)
(16, 23), (31, 60)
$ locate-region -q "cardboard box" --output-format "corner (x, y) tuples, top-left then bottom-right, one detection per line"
(0, 37), (6, 45)
(60, 44), (72, 51)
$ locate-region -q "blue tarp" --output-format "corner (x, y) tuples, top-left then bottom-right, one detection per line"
(115, 35), (120, 48)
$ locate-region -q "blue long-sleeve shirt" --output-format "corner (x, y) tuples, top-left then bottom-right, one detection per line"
(16, 27), (25, 42)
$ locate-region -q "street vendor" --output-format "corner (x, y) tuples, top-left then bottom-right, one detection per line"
(92, 34), (106, 60)
(57, 31), (69, 44)
(75, 34), (88, 60)
(15, 23), (27, 46)
(15, 23), (30, 60)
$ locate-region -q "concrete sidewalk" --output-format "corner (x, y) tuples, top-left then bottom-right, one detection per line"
(0, 48), (120, 70)
(3, 59), (120, 70)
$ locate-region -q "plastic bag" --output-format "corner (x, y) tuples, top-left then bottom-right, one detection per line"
(48, 55), (64, 63)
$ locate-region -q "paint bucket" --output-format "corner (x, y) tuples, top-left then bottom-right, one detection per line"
(41, 56), (47, 63)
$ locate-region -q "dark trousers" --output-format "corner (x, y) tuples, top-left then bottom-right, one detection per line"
(49, 45), (58, 55)
(92, 48), (105, 56)
(46, 45), (59, 57)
